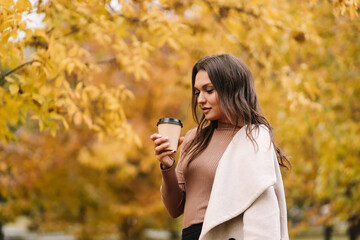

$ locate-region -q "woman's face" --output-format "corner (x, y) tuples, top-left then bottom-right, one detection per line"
(194, 70), (229, 123)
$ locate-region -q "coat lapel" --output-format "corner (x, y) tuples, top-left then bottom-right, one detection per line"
(199, 125), (278, 239)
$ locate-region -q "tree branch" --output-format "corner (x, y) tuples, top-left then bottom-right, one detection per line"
(3, 60), (40, 78)
(225, 5), (260, 19)
(105, 3), (140, 23)
(0, 60), (41, 86)
(202, 2), (250, 50)
(63, 26), (80, 37)
(202, 0), (265, 68)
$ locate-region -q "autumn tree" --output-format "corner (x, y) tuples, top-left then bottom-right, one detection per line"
(1, 0), (359, 239)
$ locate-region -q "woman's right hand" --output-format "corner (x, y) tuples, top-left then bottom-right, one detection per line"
(150, 134), (184, 169)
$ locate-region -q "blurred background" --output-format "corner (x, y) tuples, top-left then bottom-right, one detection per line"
(0, 0), (359, 239)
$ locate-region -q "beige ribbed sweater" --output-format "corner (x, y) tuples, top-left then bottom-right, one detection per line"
(161, 122), (240, 228)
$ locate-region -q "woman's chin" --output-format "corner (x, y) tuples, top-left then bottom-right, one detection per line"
(204, 116), (216, 121)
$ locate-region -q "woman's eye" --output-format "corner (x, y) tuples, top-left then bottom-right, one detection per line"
(194, 91), (200, 96)
(206, 89), (214, 94)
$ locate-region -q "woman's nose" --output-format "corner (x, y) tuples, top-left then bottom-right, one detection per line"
(197, 92), (206, 104)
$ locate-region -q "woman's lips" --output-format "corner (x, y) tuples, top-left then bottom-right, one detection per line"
(202, 108), (211, 114)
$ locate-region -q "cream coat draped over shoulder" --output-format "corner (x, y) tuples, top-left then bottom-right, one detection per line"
(199, 125), (289, 240)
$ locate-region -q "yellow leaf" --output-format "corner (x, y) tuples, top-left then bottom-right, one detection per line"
(38, 119), (44, 131)
(59, 58), (69, 71)
(75, 82), (83, 92)
(91, 124), (102, 132)
(34, 29), (47, 40)
(14, 0), (32, 12)
(17, 75), (26, 84)
(167, 38), (179, 50)
(73, 112), (82, 126)
(9, 84), (19, 95)
(10, 30), (18, 40)
(134, 134), (142, 148)
(54, 75), (64, 87)
(5, 76), (15, 83)
(0, 0), (14, 8)
(61, 117), (69, 130)
(19, 21), (27, 31)
(67, 103), (77, 116)
(50, 126), (57, 137)
(85, 86), (100, 100)
(39, 86), (51, 96)
(24, 29), (33, 41)
(49, 112), (62, 120)
(30, 115), (39, 120)
(67, 62), (75, 75)
(68, 47), (78, 58)
(1, 31), (11, 44)
(32, 93), (45, 104)
(83, 115), (93, 128)
(54, 3), (63, 11)
(32, 61), (42, 67)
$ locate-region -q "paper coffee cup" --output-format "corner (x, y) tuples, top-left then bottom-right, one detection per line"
(157, 118), (183, 152)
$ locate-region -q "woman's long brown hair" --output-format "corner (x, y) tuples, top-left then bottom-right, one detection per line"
(183, 53), (290, 169)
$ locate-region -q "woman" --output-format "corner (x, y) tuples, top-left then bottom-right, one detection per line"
(150, 53), (290, 240)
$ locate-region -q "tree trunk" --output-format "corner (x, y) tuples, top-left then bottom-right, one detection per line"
(324, 225), (333, 240)
(348, 214), (360, 240)
(0, 222), (4, 240)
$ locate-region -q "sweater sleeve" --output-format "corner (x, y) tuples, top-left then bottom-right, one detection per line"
(160, 128), (196, 218)
(160, 164), (185, 218)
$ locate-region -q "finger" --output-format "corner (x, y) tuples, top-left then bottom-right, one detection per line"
(154, 137), (169, 146)
(150, 133), (162, 141)
(158, 151), (175, 159)
(155, 142), (170, 154)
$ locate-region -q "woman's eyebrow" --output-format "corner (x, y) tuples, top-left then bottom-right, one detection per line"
(194, 83), (213, 90)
